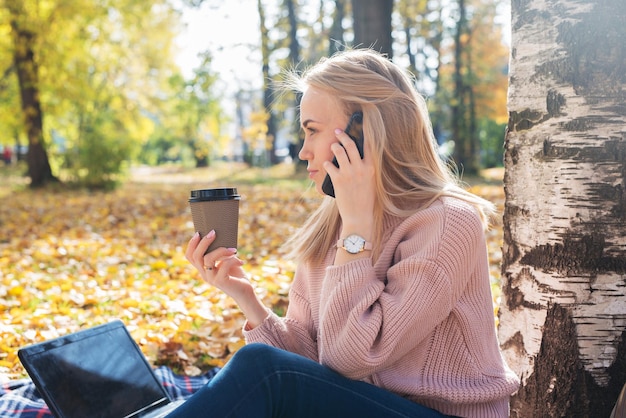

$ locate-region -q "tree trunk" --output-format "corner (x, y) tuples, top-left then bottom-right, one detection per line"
(8, 4), (57, 187)
(466, 41), (478, 172)
(285, 0), (300, 67)
(257, 0), (277, 166)
(451, 0), (480, 175)
(351, 0), (393, 58)
(328, 0), (347, 56)
(285, 0), (305, 169)
(499, 1), (626, 417)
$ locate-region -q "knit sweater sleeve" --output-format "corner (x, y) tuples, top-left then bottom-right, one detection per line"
(317, 199), (484, 380)
(243, 263), (320, 362)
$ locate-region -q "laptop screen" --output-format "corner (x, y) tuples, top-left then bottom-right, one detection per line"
(19, 321), (170, 418)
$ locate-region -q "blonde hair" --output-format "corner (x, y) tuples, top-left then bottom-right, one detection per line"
(283, 49), (495, 265)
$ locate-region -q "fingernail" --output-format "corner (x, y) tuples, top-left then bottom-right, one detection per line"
(193, 232), (200, 238)
(228, 248), (237, 254)
(335, 128), (342, 135)
(205, 230), (215, 239)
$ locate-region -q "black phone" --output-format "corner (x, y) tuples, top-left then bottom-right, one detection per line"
(322, 111), (364, 198)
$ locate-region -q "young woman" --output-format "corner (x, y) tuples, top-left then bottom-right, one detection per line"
(174, 49), (519, 418)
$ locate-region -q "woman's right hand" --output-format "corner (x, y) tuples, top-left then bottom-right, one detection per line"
(185, 231), (270, 328)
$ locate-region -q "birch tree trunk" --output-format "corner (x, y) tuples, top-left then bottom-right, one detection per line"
(499, 0), (626, 416)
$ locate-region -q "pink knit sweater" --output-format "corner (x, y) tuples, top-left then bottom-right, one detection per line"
(244, 197), (520, 417)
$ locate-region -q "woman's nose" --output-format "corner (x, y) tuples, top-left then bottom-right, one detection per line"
(298, 142), (311, 161)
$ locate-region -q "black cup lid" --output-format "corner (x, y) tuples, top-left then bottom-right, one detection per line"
(189, 188), (240, 202)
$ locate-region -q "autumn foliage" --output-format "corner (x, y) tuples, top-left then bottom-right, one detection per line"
(0, 164), (504, 380)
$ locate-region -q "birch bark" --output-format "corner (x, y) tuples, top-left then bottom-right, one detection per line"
(500, 0), (626, 416)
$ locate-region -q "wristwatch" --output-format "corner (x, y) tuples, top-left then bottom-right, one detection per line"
(337, 234), (373, 254)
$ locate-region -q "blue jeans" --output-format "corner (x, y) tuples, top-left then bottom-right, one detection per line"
(166, 343), (450, 418)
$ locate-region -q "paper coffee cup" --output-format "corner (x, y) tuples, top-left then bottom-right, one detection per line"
(189, 188), (240, 253)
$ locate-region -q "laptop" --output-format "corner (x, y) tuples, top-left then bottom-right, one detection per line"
(18, 320), (186, 418)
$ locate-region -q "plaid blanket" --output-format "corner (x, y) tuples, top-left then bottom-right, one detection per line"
(0, 366), (219, 417)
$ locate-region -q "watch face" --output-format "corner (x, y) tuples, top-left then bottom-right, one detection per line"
(344, 234), (365, 254)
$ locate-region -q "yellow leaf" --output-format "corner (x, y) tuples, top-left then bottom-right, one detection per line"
(8, 286), (24, 297)
(151, 260), (168, 270)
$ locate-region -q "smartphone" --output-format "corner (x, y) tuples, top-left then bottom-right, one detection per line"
(321, 112), (364, 198)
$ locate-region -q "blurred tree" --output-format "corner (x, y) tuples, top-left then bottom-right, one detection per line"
(450, 0), (476, 174)
(255, 0), (310, 166)
(465, 0), (509, 168)
(277, 0), (301, 165)
(186, 54), (226, 168)
(396, 0), (446, 140)
(242, 110), (270, 166)
(499, 0), (626, 416)
(0, 8), (24, 161)
(285, 0), (300, 68)
(351, 0), (393, 57)
(395, 0), (436, 81)
(145, 52), (223, 168)
(60, 0), (181, 187)
(0, 99), (22, 162)
(418, 0), (508, 170)
(283, 0), (304, 167)
(328, 0), (347, 55)
(0, 0), (183, 188)
(257, 0), (278, 166)
(4, 0), (57, 186)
